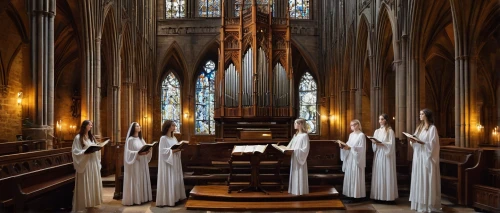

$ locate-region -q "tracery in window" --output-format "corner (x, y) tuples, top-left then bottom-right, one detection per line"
(195, 60), (217, 134)
(166, 0), (186, 18)
(298, 72), (317, 133)
(197, 0), (221, 17)
(289, 0), (309, 19)
(161, 72), (181, 132)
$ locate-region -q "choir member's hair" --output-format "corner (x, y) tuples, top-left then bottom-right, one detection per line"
(416, 108), (434, 134)
(78, 120), (95, 147)
(380, 113), (391, 132)
(161, 120), (175, 137)
(294, 118), (308, 135)
(128, 122), (143, 140)
(351, 119), (362, 131)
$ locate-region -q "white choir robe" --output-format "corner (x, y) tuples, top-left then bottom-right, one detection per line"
(156, 136), (186, 206)
(122, 137), (153, 205)
(370, 127), (398, 201)
(71, 135), (103, 213)
(409, 125), (441, 212)
(340, 132), (366, 198)
(287, 133), (310, 195)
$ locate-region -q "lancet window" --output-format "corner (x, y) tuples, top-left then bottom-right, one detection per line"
(161, 72), (182, 132)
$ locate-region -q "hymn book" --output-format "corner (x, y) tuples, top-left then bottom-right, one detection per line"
(170, 140), (189, 150)
(367, 136), (383, 144)
(334, 140), (348, 146)
(231, 145), (268, 155)
(138, 141), (159, 153)
(271, 144), (294, 155)
(84, 139), (110, 154)
(402, 132), (425, 144)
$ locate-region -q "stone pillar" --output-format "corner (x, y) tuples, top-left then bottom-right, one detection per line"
(396, 35), (407, 139)
(27, 0), (56, 148)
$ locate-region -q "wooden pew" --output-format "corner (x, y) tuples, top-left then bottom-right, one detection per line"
(0, 140), (46, 156)
(0, 148), (74, 212)
(466, 148), (500, 211)
(439, 146), (482, 205)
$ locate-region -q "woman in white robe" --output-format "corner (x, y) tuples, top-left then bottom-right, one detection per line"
(370, 114), (398, 202)
(156, 120), (186, 207)
(71, 120), (103, 213)
(122, 122), (153, 205)
(339, 119), (366, 199)
(409, 109), (441, 212)
(287, 118), (310, 195)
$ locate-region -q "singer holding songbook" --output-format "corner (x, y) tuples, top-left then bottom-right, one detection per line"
(156, 120), (186, 207)
(286, 118), (310, 195)
(338, 119), (366, 202)
(71, 120), (103, 212)
(408, 109), (441, 212)
(122, 122), (153, 206)
(369, 114), (398, 203)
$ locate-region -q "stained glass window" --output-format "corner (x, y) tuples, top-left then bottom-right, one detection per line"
(289, 0), (309, 19)
(298, 72), (317, 133)
(166, 0), (186, 18)
(195, 60), (216, 135)
(198, 0), (220, 17)
(161, 72), (181, 132)
(235, 0), (251, 16)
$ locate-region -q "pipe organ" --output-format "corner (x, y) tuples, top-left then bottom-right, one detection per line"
(215, 0), (293, 140)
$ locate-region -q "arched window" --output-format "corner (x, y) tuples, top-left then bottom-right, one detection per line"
(298, 72), (317, 133)
(166, 0), (186, 18)
(289, 0), (309, 19)
(195, 60), (216, 135)
(197, 0), (221, 17)
(161, 72), (181, 132)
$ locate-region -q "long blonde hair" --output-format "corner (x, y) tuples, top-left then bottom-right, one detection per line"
(351, 119), (362, 131)
(294, 118), (308, 135)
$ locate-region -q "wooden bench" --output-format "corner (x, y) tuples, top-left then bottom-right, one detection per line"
(466, 148), (500, 211)
(0, 140), (46, 156)
(439, 146), (482, 205)
(0, 148), (74, 212)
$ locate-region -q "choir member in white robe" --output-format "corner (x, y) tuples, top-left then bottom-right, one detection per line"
(369, 114), (398, 202)
(287, 118), (310, 195)
(156, 120), (186, 207)
(339, 119), (366, 199)
(409, 109), (441, 212)
(122, 122), (153, 206)
(71, 120), (103, 213)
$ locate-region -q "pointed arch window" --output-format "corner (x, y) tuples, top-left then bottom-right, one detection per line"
(195, 60), (217, 135)
(298, 72), (317, 133)
(161, 72), (181, 132)
(289, 0), (309, 19)
(197, 0), (221, 17)
(166, 0), (186, 18)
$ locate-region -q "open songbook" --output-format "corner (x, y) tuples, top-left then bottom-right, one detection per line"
(271, 144), (294, 155)
(402, 132), (424, 144)
(138, 141), (158, 153)
(367, 136), (383, 144)
(334, 140), (348, 146)
(231, 145), (268, 155)
(170, 140), (189, 150)
(84, 139), (110, 154)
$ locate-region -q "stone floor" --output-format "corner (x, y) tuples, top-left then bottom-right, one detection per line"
(80, 187), (482, 213)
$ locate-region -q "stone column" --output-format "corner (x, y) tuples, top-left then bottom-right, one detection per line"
(26, 0), (56, 148)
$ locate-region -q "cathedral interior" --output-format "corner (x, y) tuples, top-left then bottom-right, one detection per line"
(0, 0), (499, 212)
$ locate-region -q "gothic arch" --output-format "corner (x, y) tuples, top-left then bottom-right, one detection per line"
(290, 38), (321, 93)
(192, 38), (220, 85)
(157, 42), (188, 91)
